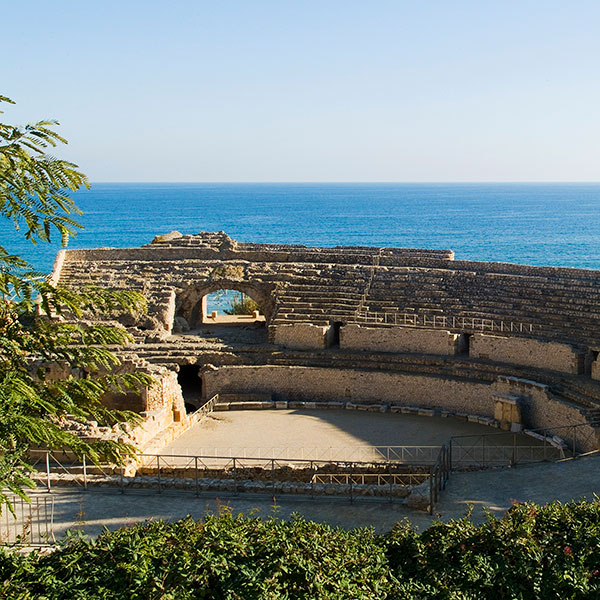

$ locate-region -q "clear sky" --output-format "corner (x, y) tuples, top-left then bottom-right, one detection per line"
(3, 1), (599, 182)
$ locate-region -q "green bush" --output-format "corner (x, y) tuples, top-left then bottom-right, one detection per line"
(224, 294), (260, 316)
(2, 501), (600, 599)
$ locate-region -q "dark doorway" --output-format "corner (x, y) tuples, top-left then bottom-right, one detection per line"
(459, 333), (471, 356)
(329, 321), (343, 347)
(585, 350), (599, 376)
(177, 364), (202, 412)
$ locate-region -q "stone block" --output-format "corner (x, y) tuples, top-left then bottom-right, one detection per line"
(288, 401), (307, 409)
(327, 401), (345, 409)
(273, 323), (330, 350)
(340, 324), (460, 355)
(418, 408), (435, 417)
(471, 334), (581, 374)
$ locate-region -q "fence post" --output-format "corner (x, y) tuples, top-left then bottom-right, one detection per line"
(157, 455), (161, 493)
(349, 462), (354, 503)
(572, 427), (577, 457)
(511, 433), (517, 466)
(233, 457), (238, 494)
(271, 459), (275, 493)
(46, 451), (51, 493)
(543, 433), (547, 461)
(482, 435), (486, 468)
(429, 466), (434, 515)
(120, 455), (124, 494)
(311, 461), (315, 499)
(82, 454), (87, 491)
(194, 456), (199, 497)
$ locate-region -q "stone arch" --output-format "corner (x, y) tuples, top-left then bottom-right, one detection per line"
(175, 280), (276, 330)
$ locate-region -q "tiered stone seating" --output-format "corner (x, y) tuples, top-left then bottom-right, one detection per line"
(271, 263), (370, 324)
(362, 264), (600, 346)
(54, 232), (600, 347)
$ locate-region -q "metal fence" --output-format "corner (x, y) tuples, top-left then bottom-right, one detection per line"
(450, 423), (596, 470)
(29, 449), (445, 513)
(1, 494), (55, 546)
(355, 311), (535, 334)
(151, 445), (443, 464)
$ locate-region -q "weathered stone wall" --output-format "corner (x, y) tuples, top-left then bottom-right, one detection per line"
(340, 325), (460, 355)
(492, 375), (596, 451)
(471, 334), (583, 374)
(590, 358), (600, 381)
(203, 365), (495, 417)
(53, 231), (600, 347)
(272, 324), (330, 350)
(142, 370), (185, 416)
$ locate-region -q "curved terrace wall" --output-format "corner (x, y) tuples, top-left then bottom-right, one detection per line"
(52, 231), (600, 347)
(49, 232), (600, 449)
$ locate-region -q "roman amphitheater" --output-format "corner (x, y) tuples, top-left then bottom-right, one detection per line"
(43, 230), (600, 513)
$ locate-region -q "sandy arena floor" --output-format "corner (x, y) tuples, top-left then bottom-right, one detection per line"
(158, 409), (533, 461)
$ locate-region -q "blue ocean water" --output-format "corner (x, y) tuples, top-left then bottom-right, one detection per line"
(2, 183), (600, 274)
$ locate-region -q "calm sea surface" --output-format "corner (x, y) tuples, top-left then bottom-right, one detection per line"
(3, 183), (600, 273)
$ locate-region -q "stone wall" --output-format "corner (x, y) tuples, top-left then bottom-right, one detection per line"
(53, 231), (600, 347)
(340, 325), (460, 355)
(590, 358), (600, 381)
(492, 375), (596, 451)
(203, 365), (495, 417)
(471, 334), (583, 374)
(142, 369), (186, 416)
(272, 324), (330, 350)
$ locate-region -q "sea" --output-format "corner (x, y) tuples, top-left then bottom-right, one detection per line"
(3, 183), (600, 274)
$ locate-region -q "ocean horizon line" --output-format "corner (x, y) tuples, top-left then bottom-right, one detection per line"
(85, 181), (600, 186)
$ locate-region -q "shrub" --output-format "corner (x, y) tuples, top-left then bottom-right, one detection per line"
(2, 500), (600, 599)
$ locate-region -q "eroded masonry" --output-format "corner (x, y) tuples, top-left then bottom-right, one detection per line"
(51, 231), (600, 453)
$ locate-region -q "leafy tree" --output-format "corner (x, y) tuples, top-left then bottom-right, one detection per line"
(0, 95), (149, 507)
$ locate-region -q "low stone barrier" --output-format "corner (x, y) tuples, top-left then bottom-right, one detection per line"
(213, 399), (503, 429)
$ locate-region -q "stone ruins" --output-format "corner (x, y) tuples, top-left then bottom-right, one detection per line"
(51, 231), (600, 453)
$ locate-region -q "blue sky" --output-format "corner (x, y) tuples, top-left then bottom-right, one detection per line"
(3, 1), (599, 182)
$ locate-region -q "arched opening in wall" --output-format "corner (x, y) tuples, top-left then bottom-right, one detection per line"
(177, 364), (203, 413)
(201, 289), (266, 325)
(173, 283), (271, 344)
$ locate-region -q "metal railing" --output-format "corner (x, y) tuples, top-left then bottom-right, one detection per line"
(28, 450), (441, 509)
(152, 445), (442, 463)
(355, 311), (535, 334)
(429, 443), (451, 513)
(188, 394), (219, 425)
(450, 423), (597, 470)
(1, 494), (55, 546)
(313, 473), (429, 486)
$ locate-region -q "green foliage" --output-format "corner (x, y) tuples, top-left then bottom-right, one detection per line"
(224, 293), (260, 316)
(0, 512), (389, 599)
(0, 96), (150, 507)
(1, 501), (600, 599)
(385, 500), (600, 599)
(0, 95), (87, 246)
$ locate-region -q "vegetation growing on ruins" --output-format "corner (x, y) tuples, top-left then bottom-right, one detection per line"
(0, 96), (149, 506)
(1, 500), (600, 598)
(224, 292), (260, 315)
